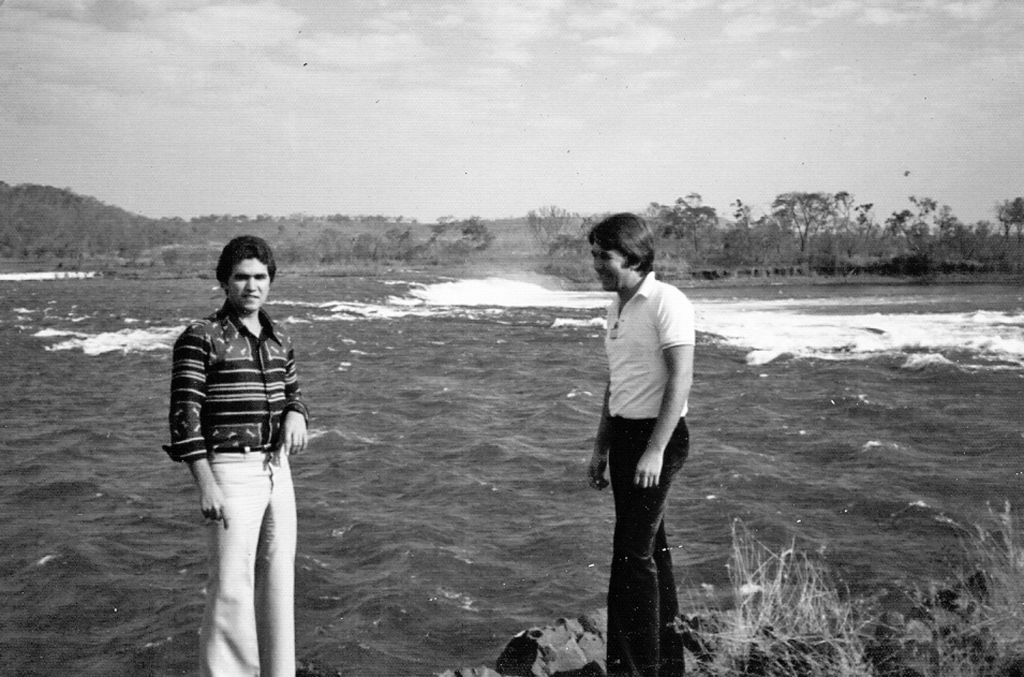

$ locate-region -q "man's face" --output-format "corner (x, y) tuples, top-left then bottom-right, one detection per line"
(591, 244), (635, 292)
(222, 258), (271, 316)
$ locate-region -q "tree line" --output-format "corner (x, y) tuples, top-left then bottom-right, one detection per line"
(3, 181), (1022, 278)
(529, 192), (1024, 278)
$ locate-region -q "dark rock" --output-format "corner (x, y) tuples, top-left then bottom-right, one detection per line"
(547, 662), (605, 677)
(996, 653), (1024, 677)
(495, 612), (608, 677)
(577, 608), (607, 638)
(296, 659), (342, 677)
(496, 630), (545, 677)
(436, 668), (503, 677)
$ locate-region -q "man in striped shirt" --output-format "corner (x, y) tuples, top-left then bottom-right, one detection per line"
(167, 235), (308, 677)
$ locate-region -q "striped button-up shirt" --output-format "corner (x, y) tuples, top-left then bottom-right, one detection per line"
(166, 303), (308, 463)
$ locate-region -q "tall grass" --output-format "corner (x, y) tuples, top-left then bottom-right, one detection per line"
(685, 507), (1024, 676)
(928, 501), (1024, 675)
(964, 502), (1024, 647)
(893, 502), (1024, 677)
(687, 520), (873, 676)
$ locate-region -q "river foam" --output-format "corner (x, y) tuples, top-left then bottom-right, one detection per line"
(0, 271), (97, 281)
(19, 277), (1024, 369)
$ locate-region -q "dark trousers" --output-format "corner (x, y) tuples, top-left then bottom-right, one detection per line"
(606, 416), (688, 677)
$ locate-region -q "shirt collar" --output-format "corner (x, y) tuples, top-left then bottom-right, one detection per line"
(613, 272), (657, 313)
(214, 302), (282, 345)
(634, 271), (657, 299)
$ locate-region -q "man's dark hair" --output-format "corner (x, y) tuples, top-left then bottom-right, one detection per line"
(587, 213), (655, 275)
(216, 236), (277, 285)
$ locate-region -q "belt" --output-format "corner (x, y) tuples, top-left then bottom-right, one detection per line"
(210, 443), (274, 454)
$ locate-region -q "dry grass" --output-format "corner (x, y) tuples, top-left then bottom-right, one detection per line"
(686, 520), (873, 676)
(892, 502), (1024, 677)
(965, 502), (1024, 647)
(925, 501), (1024, 676)
(683, 508), (1024, 676)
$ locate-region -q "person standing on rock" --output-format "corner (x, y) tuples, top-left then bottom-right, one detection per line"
(165, 235), (309, 677)
(586, 213), (695, 677)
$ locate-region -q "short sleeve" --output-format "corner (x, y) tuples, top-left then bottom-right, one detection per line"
(655, 287), (695, 349)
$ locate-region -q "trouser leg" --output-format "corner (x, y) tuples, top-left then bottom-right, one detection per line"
(200, 458), (269, 677)
(654, 522), (684, 677)
(255, 454), (297, 677)
(606, 418), (688, 677)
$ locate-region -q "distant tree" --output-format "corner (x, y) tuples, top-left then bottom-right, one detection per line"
(426, 216), (494, 261)
(649, 193), (719, 262)
(720, 199), (755, 266)
(381, 227), (417, 261)
(316, 229), (350, 264)
(771, 192), (834, 257)
(884, 210), (923, 254)
(526, 205), (578, 247)
(457, 217), (495, 251)
(885, 196), (940, 255)
(995, 197), (1024, 243)
(934, 206), (976, 262)
(751, 213), (797, 266)
(827, 200), (879, 260)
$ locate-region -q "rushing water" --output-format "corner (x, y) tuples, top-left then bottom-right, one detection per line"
(1, 273), (1021, 676)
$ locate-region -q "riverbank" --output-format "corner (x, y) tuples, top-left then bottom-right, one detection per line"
(2, 256), (1021, 290)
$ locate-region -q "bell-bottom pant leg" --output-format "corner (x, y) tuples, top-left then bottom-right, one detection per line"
(606, 417), (688, 677)
(200, 453), (296, 677)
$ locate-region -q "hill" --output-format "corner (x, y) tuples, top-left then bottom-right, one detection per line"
(0, 182), (547, 277)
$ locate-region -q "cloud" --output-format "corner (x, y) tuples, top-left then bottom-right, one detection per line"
(467, 0), (563, 64)
(150, 2), (306, 48)
(585, 23), (673, 55)
(304, 32), (427, 68)
(722, 9), (780, 40)
(652, 0), (717, 20)
(861, 6), (916, 25)
(943, 0), (995, 21)
(805, 1), (863, 21)
(751, 47), (804, 69)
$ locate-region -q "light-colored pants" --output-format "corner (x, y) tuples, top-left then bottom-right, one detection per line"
(200, 452), (296, 677)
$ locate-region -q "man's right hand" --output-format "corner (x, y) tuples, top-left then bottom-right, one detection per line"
(199, 484), (229, 529)
(189, 458), (229, 529)
(588, 454), (609, 490)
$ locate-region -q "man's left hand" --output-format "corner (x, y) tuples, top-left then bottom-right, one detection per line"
(280, 410), (308, 455)
(634, 448), (663, 488)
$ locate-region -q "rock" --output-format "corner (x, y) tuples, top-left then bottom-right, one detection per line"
(996, 653), (1024, 677)
(436, 667), (503, 677)
(495, 611), (607, 677)
(577, 609), (607, 638)
(576, 632), (605, 665)
(296, 659), (342, 677)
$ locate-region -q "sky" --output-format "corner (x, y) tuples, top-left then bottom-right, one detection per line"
(1, 0), (1022, 224)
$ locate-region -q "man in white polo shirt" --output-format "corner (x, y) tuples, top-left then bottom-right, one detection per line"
(586, 213), (695, 677)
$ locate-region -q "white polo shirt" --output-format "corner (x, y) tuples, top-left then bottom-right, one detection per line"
(604, 273), (695, 419)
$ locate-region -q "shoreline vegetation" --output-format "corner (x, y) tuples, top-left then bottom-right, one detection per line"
(2, 254), (1024, 294)
(1, 182), (1022, 289)
(2, 254), (1021, 290)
